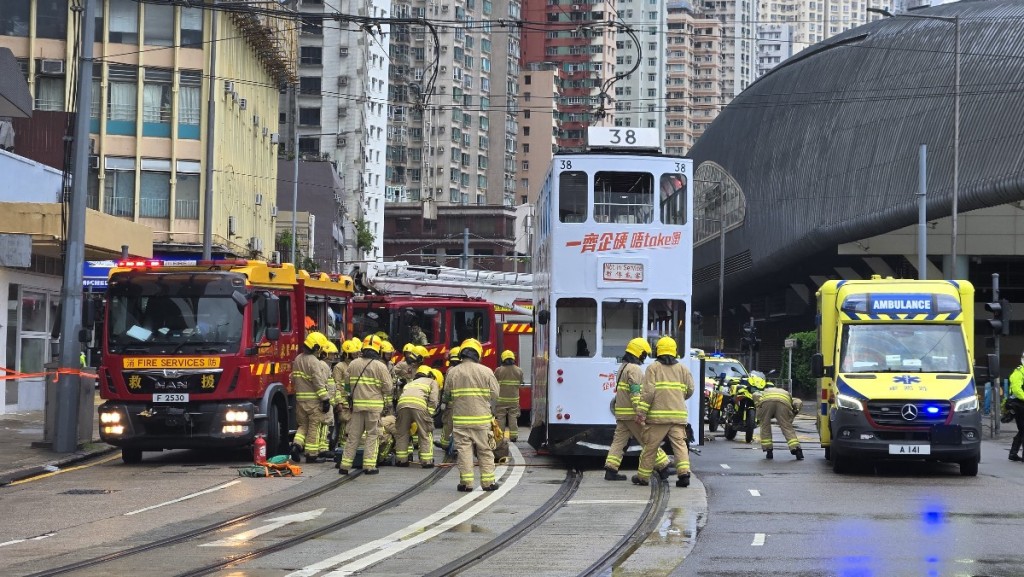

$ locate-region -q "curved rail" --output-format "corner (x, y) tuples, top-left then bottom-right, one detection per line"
(420, 468), (582, 577)
(576, 477), (670, 577)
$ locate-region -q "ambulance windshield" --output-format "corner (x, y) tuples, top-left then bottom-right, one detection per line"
(839, 324), (968, 374)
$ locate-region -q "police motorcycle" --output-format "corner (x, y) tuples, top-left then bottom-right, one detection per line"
(707, 367), (745, 432)
(722, 370), (771, 443)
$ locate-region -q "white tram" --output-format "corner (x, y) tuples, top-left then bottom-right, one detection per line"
(527, 127), (697, 456)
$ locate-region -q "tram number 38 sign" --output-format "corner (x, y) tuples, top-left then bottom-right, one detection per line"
(603, 262), (644, 282)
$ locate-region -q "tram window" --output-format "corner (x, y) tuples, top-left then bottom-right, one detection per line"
(594, 172), (653, 224)
(659, 173), (687, 225)
(648, 299), (687, 351)
(555, 298), (596, 358)
(451, 308), (490, 345)
(559, 171), (588, 223)
(602, 299), (643, 359)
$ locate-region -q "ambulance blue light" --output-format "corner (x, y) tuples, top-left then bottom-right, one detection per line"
(925, 406), (940, 415)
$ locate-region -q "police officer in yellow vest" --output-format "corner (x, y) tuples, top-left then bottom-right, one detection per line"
(753, 375), (804, 460)
(633, 336), (694, 488)
(603, 337), (671, 481)
(493, 350), (525, 442)
(291, 332), (332, 463)
(395, 364), (441, 468)
(448, 338), (500, 491)
(339, 335), (394, 475)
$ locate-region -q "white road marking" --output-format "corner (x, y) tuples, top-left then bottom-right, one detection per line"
(720, 464), (731, 469)
(567, 499), (650, 505)
(0, 533), (55, 548)
(752, 533), (766, 546)
(201, 509), (325, 547)
(123, 480), (241, 516)
(748, 489), (760, 497)
(287, 444), (525, 577)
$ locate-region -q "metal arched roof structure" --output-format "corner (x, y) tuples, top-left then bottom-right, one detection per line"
(690, 0), (1024, 301)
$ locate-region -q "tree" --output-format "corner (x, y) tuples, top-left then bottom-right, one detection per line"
(355, 218), (375, 253)
(784, 330), (818, 396)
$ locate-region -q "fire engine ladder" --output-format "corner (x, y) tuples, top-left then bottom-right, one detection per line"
(364, 261), (533, 315)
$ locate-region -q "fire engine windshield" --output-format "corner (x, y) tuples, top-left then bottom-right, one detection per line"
(106, 273), (245, 354)
(839, 324), (969, 374)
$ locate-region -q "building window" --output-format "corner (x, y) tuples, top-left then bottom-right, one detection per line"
(140, 159), (171, 218)
(104, 157), (136, 217)
(301, 17), (323, 35)
(107, 65), (138, 136)
(1, 0), (30, 37)
(108, 0), (139, 44)
(34, 67), (65, 112)
(178, 70), (202, 139)
(300, 46), (323, 65)
(180, 7), (204, 47)
(144, 2), (174, 45)
(175, 161), (201, 219)
(299, 76), (321, 95)
(298, 137), (320, 154)
(299, 107), (321, 126)
(37, 0), (68, 39)
(143, 68), (173, 137)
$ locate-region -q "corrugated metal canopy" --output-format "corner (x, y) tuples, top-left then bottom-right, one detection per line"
(690, 0), (1024, 292)
(0, 48), (32, 118)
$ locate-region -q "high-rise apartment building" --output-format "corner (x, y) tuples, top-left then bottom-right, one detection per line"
(487, 0), (523, 208)
(521, 0), (617, 150)
(665, 1), (723, 155)
(703, 0), (758, 97)
(516, 63), (560, 205)
(284, 0), (389, 262)
(2, 0), (295, 258)
(614, 0), (667, 138)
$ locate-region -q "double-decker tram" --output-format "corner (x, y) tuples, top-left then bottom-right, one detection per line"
(528, 127), (696, 456)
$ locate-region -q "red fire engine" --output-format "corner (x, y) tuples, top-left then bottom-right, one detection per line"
(96, 259), (355, 464)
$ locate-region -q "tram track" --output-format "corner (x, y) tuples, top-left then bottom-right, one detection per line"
(577, 477), (670, 577)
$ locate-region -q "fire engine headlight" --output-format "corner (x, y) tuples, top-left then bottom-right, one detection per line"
(100, 411), (122, 424)
(222, 425), (249, 435)
(225, 409), (251, 422)
(954, 395), (978, 412)
(835, 394), (864, 411)
(103, 425), (125, 436)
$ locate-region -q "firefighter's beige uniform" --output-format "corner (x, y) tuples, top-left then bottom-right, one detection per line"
(292, 339), (331, 459)
(439, 347), (461, 447)
(755, 384), (803, 458)
(494, 351), (524, 441)
(604, 339), (669, 477)
(396, 366), (440, 466)
(332, 338), (361, 446)
(635, 337), (694, 486)
(340, 336), (394, 473)
(448, 340), (500, 490)
(315, 348), (336, 456)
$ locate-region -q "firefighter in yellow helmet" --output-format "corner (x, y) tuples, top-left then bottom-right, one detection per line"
(331, 337), (361, 457)
(339, 334), (395, 475)
(448, 338), (501, 491)
(603, 337), (671, 481)
(392, 343), (425, 400)
(493, 350), (525, 442)
(753, 375), (804, 460)
(437, 346), (461, 449)
(291, 332), (332, 463)
(395, 364), (440, 468)
(633, 336), (694, 488)
(313, 340), (339, 461)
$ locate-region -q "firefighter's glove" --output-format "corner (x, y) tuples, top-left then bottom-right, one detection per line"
(438, 402), (447, 413)
(321, 400), (331, 413)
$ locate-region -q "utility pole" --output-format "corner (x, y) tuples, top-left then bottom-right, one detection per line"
(55, 0), (95, 452)
(202, 6), (218, 260)
(917, 144), (927, 280)
(291, 82), (299, 265)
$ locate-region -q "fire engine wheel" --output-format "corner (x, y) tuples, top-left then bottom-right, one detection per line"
(121, 448), (143, 465)
(265, 403), (286, 456)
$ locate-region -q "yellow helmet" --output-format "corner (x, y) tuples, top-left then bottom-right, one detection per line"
(374, 331), (389, 341)
(625, 337), (652, 359)
(381, 340), (395, 354)
(322, 341), (338, 355)
(303, 331), (327, 352)
(403, 343), (415, 353)
(460, 338), (483, 361)
(362, 334), (383, 353)
(448, 346), (462, 361)
(655, 336), (677, 358)
(416, 364), (433, 378)
(414, 345), (429, 359)
(432, 368), (444, 388)
(341, 338), (360, 354)
(501, 350), (516, 362)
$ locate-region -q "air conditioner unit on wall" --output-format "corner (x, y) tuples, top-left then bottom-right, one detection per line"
(249, 237), (263, 252)
(228, 216), (237, 236)
(255, 193), (263, 206)
(225, 80), (235, 93)
(271, 133), (280, 144)
(253, 114), (260, 126)
(239, 98), (248, 110)
(271, 205), (278, 218)
(39, 59), (64, 75)
(337, 136), (348, 147)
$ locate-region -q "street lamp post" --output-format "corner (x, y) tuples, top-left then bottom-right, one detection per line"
(868, 7), (961, 278)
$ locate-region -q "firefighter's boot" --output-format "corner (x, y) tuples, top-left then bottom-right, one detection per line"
(765, 448), (773, 460)
(793, 448), (804, 460)
(676, 474), (690, 488)
(604, 468), (626, 481)
(1010, 438), (1022, 461)
(631, 474), (650, 486)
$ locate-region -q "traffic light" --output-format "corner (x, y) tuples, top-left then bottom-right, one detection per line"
(740, 321), (760, 351)
(985, 298), (1011, 336)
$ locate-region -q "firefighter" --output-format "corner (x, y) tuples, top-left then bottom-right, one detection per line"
(603, 337), (671, 481)
(392, 345), (426, 406)
(315, 340), (339, 461)
(448, 338), (500, 491)
(632, 336), (694, 488)
(332, 337), (360, 454)
(1010, 354), (1024, 461)
(380, 339), (397, 415)
(395, 364), (440, 468)
(493, 350), (525, 442)
(438, 346), (461, 449)
(291, 332), (332, 463)
(754, 376), (804, 460)
(339, 334), (394, 475)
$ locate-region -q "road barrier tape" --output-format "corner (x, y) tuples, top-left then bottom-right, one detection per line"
(0, 367), (98, 382)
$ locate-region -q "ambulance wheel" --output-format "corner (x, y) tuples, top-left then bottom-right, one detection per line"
(959, 457), (979, 477)
(121, 448), (143, 465)
(831, 449), (850, 474)
(824, 446), (831, 461)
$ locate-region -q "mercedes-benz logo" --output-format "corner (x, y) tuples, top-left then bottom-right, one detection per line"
(901, 404), (919, 421)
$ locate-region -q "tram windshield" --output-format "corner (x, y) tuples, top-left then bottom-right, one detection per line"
(594, 171), (654, 224)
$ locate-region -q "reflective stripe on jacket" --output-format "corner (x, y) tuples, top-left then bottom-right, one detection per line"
(639, 360), (694, 424)
(449, 359), (499, 428)
(397, 376), (439, 413)
(346, 356), (394, 412)
(332, 360), (349, 404)
(494, 364), (524, 406)
(613, 362), (644, 421)
(292, 352), (329, 402)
